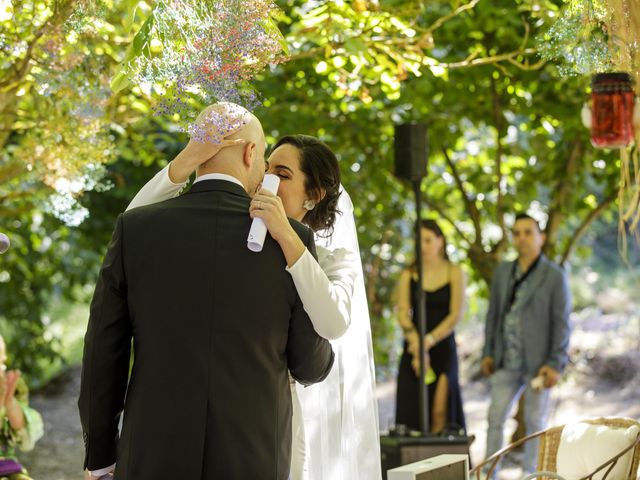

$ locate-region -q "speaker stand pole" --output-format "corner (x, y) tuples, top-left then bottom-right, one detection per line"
(412, 178), (429, 435)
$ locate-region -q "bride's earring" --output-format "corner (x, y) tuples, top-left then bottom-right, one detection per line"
(303, 199), (316, 211)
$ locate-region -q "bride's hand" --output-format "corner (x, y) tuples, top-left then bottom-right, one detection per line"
(250, 190), (306, 266)
(169, 137), (246, 184)
(170, 102), (252, 183)
(250, 190), (293, 243)
(186, 137), (246, 161)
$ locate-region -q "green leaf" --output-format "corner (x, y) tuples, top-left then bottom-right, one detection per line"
(261, 17), (289, 56)
(132, 13), (155, 56)
(110, 70), (131, 93)
(124, 2), (139, 33)
(344, 37), (367, 54)
(110, 10), (155, 93)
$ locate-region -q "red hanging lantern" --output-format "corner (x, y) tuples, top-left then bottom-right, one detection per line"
(590, 72), (635, 148)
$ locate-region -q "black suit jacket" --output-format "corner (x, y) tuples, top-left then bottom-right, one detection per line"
(78, 179), (334, 479)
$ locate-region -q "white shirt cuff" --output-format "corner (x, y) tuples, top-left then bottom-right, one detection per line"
(90, 464), (115, 477)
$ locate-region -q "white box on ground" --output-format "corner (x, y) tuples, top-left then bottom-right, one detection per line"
(387, 453), (469, 480)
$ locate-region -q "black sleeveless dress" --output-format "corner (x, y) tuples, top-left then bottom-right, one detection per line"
(395, 279), (466, 433)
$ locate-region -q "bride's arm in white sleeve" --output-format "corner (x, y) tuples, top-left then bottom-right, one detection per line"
(127, 127), (248, 211)
(126, 164), (187, 211)
(250, 190), (356, 340)
(286, 247), (357, 340)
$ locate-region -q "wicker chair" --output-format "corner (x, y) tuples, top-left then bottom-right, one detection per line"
(469, 417), (640, 480)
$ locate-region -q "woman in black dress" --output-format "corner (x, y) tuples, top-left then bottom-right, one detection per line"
(395, 219), (466, 433)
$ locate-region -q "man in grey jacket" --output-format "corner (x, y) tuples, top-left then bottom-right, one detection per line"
(481, 213), (572, 476)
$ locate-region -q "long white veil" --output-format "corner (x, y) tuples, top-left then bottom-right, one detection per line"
(296, 186), (382, 479)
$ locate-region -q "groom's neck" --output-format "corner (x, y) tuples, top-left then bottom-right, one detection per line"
(196, 164), (249, 192)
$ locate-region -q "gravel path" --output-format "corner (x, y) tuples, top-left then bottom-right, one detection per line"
(20, 367), (85, 480)
(20, 370), (639, 480)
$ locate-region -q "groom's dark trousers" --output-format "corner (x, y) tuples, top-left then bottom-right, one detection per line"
(78, 179), (334, 479)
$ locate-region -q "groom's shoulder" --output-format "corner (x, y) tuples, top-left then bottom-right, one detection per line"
(119, 200), (184, 236)
(123, 195), (189, 219)
(288, 218), (314, 245)
(121, 203), (160, 225)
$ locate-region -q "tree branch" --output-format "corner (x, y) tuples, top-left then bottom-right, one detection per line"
(425, 0), (481, 34)
(506, 57), (546, 71)
(0, 160), (27, 185)
(545, 139), (584, 256)
(0, 35), (41, 91)
(490, 75), (507, 239)
(0, 0), (78, 91)
(519, 15), (530, 50)
(423, 196), (472, 245)
(444, 48), (538, 69)
(441, 146), (482, 242)
(0, 93), (19, 148)
(490, 237), (509, 258)
(560, 190), (618, 264)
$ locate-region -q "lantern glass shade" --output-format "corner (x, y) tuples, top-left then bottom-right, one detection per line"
(590, 72), (635, 148)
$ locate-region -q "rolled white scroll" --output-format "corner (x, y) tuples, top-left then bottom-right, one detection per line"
(247, 174), (280, 252)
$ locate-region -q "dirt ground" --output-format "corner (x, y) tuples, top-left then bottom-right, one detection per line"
(21, 367), (85, 479)
(19, 306), (640, 479)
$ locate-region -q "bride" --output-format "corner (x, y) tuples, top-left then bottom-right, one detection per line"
(127, 118), (381, 479)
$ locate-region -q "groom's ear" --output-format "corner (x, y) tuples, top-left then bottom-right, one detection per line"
(242, 142), (257, 168)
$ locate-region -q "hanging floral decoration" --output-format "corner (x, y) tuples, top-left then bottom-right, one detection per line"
(112, 0), (288, 140)
(536, 0), (615, 75)
(538, 0), (640, 243)
(0, 0), (114, 225)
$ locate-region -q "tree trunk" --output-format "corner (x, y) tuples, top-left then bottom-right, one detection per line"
(545, 139), (584, 259)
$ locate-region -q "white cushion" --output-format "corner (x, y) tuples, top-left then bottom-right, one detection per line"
(556, 421), (639, 480)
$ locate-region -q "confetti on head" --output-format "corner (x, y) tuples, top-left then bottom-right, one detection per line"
(188, 102), (251, 144)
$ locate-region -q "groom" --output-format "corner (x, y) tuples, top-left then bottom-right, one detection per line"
(78, 103), (334, 480)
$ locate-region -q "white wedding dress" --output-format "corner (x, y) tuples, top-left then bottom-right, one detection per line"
(127, 167), (382, 480)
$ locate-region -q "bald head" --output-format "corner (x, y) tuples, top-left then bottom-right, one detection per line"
(194, 102), (261, 144)
(194, 102), (266, 192)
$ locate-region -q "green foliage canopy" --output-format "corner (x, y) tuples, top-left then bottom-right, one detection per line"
(0, 0), (627, 380)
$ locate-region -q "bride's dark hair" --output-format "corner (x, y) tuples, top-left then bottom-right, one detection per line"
(272, 135), (341, 236)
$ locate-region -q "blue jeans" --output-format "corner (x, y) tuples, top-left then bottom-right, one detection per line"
(484, 369), (551, 477)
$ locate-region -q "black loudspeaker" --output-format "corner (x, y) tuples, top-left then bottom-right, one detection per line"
(380, 434), (474, 479)
(394, 123), (428, 181)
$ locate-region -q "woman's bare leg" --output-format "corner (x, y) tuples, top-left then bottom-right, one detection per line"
(431, 374), (449, 433)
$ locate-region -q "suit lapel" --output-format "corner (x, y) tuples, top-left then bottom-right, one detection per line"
(512, 259), (548, 310)
(497, 262), (516, 318)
